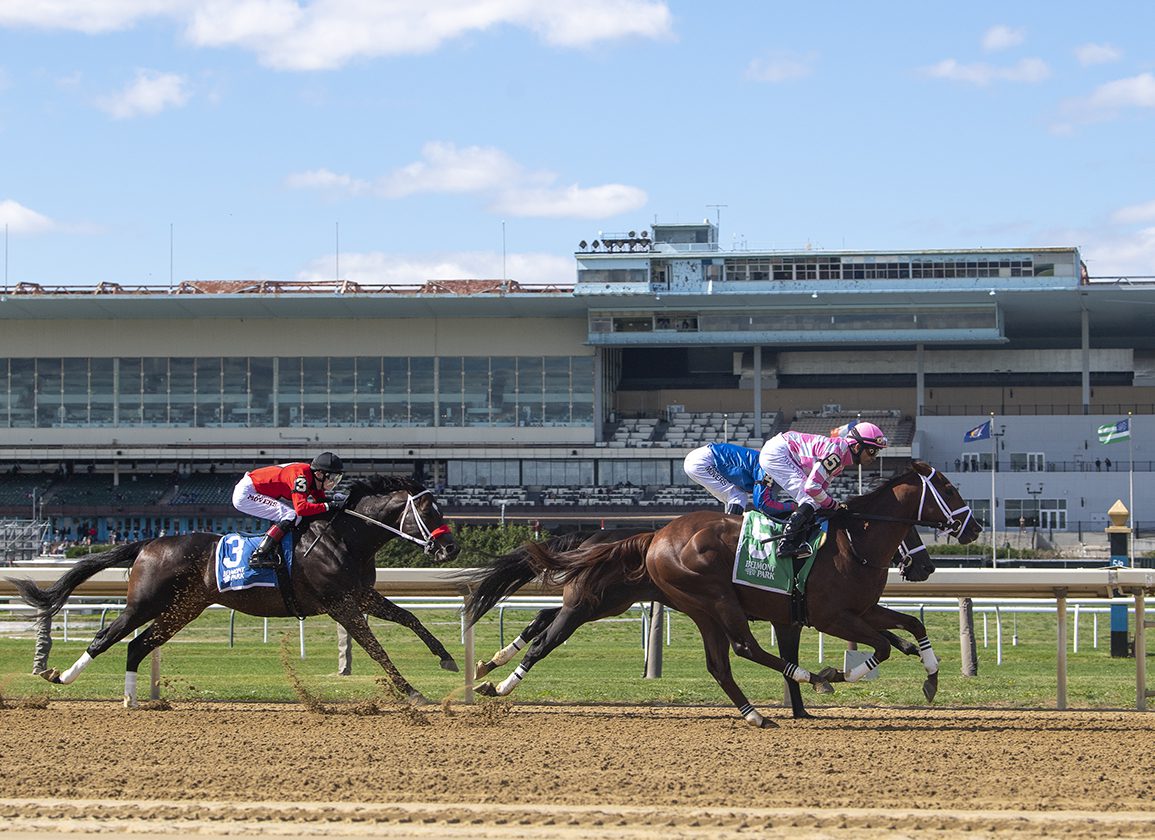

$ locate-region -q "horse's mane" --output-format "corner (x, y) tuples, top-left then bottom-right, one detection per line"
(343, 474), (427, 507)
(846, 459), (926, 507)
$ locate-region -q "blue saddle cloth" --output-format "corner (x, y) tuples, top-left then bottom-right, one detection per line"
(214, 532), (294, 592)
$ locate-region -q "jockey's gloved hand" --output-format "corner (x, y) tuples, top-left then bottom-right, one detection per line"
(326, 497), (347, 512)
(836, 502), (849, 512)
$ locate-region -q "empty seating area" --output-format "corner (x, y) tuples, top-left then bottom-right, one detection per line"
(0, 474), (53, 507)
(789, 408), (909, 445)
(439, 486), (532, 508)
(42, 474), (173, 507)
(606, 416), (660, 448)
(663, 410), (780, 451)
(170, 473), (236, 506)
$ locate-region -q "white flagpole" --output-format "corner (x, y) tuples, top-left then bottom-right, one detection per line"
(1129, 411), (1134, 567)
(990, 412), (997, 568)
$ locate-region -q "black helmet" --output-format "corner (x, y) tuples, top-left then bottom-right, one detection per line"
(310, 452), (344, 473)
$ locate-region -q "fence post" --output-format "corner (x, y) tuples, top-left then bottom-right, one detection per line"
(959, 597), (978, 676)
(337, 625), (352, 675)
(644, 602), (664, 678)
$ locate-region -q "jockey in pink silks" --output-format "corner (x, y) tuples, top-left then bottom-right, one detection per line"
(758, 421), (889, 559)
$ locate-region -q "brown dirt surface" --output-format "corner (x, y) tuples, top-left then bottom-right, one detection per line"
(1, 701), (1153, 839)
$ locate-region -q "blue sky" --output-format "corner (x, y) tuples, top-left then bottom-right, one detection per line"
(2, 1), (1154, 287)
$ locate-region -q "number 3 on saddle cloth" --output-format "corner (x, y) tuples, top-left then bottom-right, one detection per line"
(215, 532), (295, 592)
(732, 511), (826, 600)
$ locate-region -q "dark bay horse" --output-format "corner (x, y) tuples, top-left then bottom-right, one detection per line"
(465, 521), (937, 715)
(7, 476), (460, 706)
(512, 462), (980, 726)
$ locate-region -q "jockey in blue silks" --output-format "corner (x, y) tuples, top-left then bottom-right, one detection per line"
(683, 443), (794, 517)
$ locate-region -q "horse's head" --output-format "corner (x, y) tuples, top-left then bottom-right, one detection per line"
(895, 533), (936, 582)
(344, 477), (460, 564)
(911, 462), (983, 544)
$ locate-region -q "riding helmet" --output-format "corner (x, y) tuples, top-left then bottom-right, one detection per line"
(310, 451), (344, 473)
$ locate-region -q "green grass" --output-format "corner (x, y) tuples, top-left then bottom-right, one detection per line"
(0, 604), (1147, 710)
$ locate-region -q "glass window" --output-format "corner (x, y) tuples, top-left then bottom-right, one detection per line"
(544, 358), (571, 425)
(90, 359), (114, 426)
(10, 359), (35, 427)
(302, 357), (329, 425)
(196, 358), (222, 427)
(328, 357), (356, 426)
(383, 358), (409, 425)
(62, 358), (89, 425)
(118, 358), (142, 426)
(491, 357), (517, 426)
(35, 358), (62, 427)
(518, 357), (543, 427)
(168, 358), (195, 426)
(221, 357), (249, 426)
(410, 357), (435, 426)
(463, 357), (490, 426)
(248, 358), (273, 427)
(277, 357), (303, 427)
(571, 356), (593, 424)
(355, 357), (382, 426)
(439, 357), (463, 427)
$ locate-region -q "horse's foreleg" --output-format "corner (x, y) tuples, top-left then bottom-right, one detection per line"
(480, 605), (590, 697)
(772, 622), (815, 718)
(330, 603), (428, 706)
(476, 607), (559, 679)
(864, 604), (939, 702)
(360, 589), (458, 673)
(121, 605), (205, 708)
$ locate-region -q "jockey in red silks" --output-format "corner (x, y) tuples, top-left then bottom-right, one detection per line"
(231, 451), (346, 568)
(682, 442), (795, 516)
(758, 421), (889, 559)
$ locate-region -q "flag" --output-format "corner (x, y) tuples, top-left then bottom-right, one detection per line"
(1097, 418), (1130, 445)
(963, 420), (992, 443)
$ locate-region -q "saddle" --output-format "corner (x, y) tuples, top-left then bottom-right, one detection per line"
(214, 532), (305, 618)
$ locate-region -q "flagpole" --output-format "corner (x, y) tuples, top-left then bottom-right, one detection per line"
(1129, 411), (1134, 567)
(990, 411), (997, 569)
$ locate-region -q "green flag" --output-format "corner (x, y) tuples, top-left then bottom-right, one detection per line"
(1097, 418), (1130, 444)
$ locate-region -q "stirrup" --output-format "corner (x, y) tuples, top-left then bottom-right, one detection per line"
(249, 550), (282, 569)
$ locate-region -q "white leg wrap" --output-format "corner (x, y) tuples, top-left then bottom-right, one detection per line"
(124, 671), (138, 705)
(58, 652), (94, 684)
(496, 664), (528, 696)
(846, 655), (880, 683)
(917, 637), (939, 674)
(784, 663), (811, 684)
(739, 703), (764, 726)
(491, 636), (526, 668)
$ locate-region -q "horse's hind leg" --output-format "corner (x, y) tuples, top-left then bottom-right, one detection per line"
(865, 604), (940, 702)
(476, 607), (559, 679)
(41, 600), (167, 687)
(691, 614), (778, 729)
(329, 602), (429, 706)
(478, 603), (597, 697)
(360, 589), (458, 672)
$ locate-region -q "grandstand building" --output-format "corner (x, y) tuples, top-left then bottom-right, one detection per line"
(0, 220), (1151, 547)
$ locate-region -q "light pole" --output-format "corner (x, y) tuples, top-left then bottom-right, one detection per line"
(1026, 482), (1043, 550)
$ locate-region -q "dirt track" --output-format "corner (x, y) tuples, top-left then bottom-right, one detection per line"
(2, 701), (1154, 839)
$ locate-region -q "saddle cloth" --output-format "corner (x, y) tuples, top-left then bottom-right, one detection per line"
(732, 511), (825, 595)
(214, 532), (295, 592)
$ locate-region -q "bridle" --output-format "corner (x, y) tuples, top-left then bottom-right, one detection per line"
(838, 467), (974, 536)
(340, 489), (452, 554)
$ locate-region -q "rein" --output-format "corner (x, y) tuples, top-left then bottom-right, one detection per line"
(339, 489), (451, 554)
(840, 467), (974, 535)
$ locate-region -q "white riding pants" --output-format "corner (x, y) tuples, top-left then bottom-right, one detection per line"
(759, 437), (819, 510)
(683, 445), (747, 509)
(232, 475), (298, 524)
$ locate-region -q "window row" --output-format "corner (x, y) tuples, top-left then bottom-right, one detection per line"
(0, 356), (594, 429)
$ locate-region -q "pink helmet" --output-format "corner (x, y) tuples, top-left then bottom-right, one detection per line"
(848, 421), (888, 449)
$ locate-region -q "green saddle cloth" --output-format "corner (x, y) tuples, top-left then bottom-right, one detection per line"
(732, 510), (823, 595)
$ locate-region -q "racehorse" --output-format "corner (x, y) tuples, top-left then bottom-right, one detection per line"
(465, 519), (938, 717)
(513, 462), (980, 727)
(7, 476), (460, 707)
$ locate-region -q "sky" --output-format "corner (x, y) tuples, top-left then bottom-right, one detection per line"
(1, 0), (1154, 288)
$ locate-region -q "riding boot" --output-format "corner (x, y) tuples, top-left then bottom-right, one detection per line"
(249, 520), (291, 568)
(777, 505), (816, 560)
(724, 501), (744, 515)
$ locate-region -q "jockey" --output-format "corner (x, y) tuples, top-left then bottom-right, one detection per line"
(758, 421), (889, 559)
(682, 442), (795, 517)
(231, 451), (347, 568)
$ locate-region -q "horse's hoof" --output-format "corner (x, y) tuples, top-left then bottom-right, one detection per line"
(439, 657), (459, 673)
(475, 660), (493, 678)
(816, 666), (844, 684)
(40, 669), (62, 684)
(474, 681), (498, 697)
(812, 679), (835, 695)
(754, 717), (780, 729)
(923, 672), (939, 703)
(407, 691), (432, 707)
(123, 695), (139, 709)
(792, 709), (816, 719)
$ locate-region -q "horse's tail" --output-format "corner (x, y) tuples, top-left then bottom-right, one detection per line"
(4, 541), (147, 616)
(523, 532), (656, 607)
(461, 531), (591, 627)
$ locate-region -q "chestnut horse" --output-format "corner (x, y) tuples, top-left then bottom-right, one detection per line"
(7, 476), (460, 706)
(466, 521), (938, 717)
(516, 462), (980, 727)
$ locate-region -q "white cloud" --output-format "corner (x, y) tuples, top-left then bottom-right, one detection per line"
(1074, 42), (1122, 66)
(923, 57), (1049, 86)
(288, 141), (648, 220)
(96, 69), (189, 118)
(1054, 72), (1155, 131)
(981, 25), (1024, 52)
(298, 249), (575, 286)
(1078, 226), (1155, 277)
(0, 1), (674, 71)
(0, 199), (56, 234)
(745, 51), (816, 83)
(1111, 200), (1155, 225)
